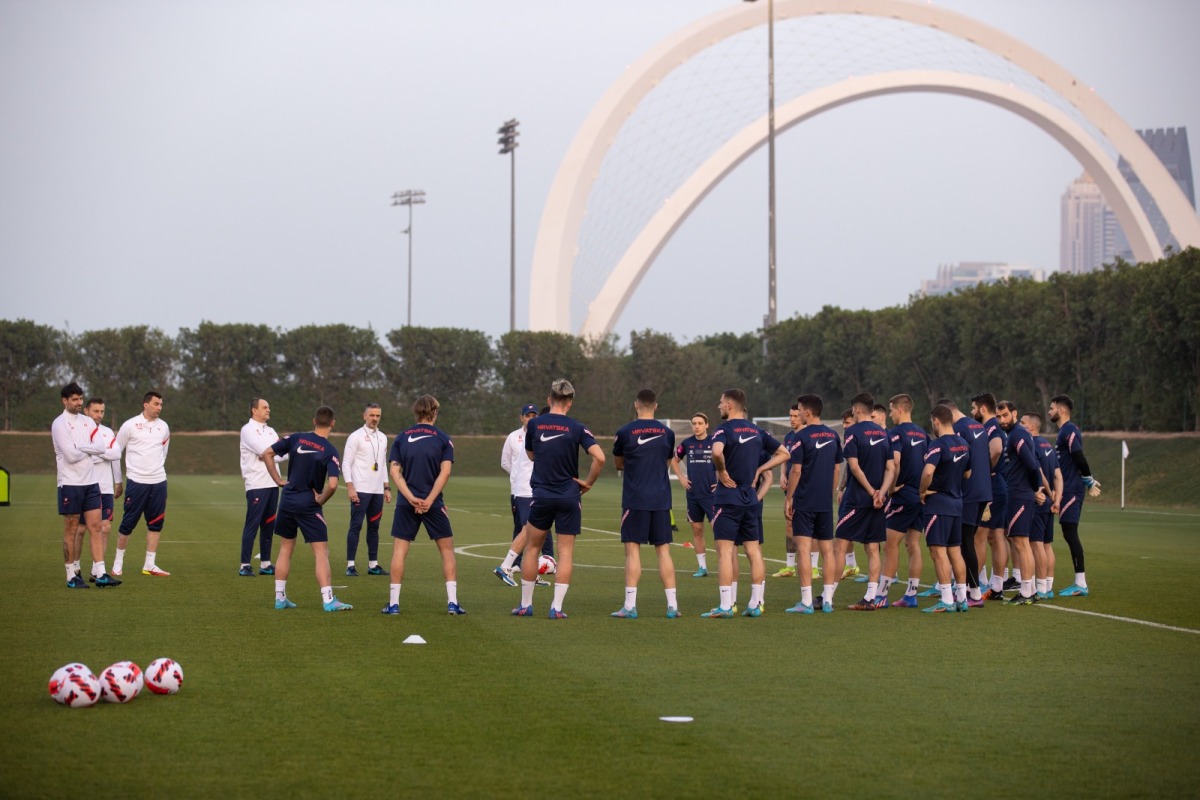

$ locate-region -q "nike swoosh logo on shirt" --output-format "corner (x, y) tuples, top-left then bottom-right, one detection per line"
(296, 447), (318, 454)
(973, 431), (984, 439)
(407, 435), (432, 442)
(637, 435), (662, 445)
(814, 440), (833, 449)
(868, 439), (885, 446)
(954, 454), (968, 462)
(909, 439), (923, 446)
(540, 433), (565, 441)
(738, 435), (756, 444)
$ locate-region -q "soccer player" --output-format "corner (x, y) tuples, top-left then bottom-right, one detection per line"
(611, 389), (679, 619)
(672, 413), (717, 578)
(261, 405), (350, 612)
(343, 403), (392, 577)
(871, 404), (889, 428)
(239, 397), (284, 576)
(919, 404), (971, 613)
(81, 398), (123, 582)
(837, 407), (863, 580)
(383, 395), (464, 616)
(940, 397), (990, 606)
(834, 393), (890, 611)
(513, 379), (605, 619)
(997, 400), (1051, 605)
(783, 394), (843, 614)
(881, 393), (928, 608)
(1023, 412), (1063, 599)
(700, 388), (788, 618)
(772, 404), (803, 578)
(1050, 395), (1098, 597)
(52, 383), (120, 588)
(113, 391), (171, 577)
(971, 392), (1009, 600)
(494, 404), (555, 586)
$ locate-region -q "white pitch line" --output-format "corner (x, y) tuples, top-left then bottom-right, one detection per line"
(1037, 603), (1200, 635)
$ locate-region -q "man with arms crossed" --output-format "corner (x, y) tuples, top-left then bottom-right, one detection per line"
(114, 391), (171, 577)
(835, 393), (890, 611)
(343, 403), (391, 577)
(881, 393), (927, 609)
(513, 379), (605, 619)
(52, 383), (120, 588)
(997, 400), (1051, 605)
(80, 397), (123, 582)
(262, 405), (350, 612)
(1050, 395), (1098, 597)
(701, 389), (788, 618)
(611, 389), (679, 619)
(919, 404), (971, 613)
(672, 413), (716, 578)
(1023, 412), (1063, 599)
(783, 394), (842, 614)
(239, 397), (283, 576)
(494, 404), (555, 586)
(383, 395), (464, 615)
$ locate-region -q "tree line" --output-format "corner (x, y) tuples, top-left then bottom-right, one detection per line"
(3, 248), (1197, 434)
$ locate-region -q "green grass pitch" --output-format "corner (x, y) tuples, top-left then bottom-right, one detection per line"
(2, 474), (1198, 798)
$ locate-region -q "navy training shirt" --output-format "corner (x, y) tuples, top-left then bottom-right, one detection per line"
(888, 421), (928, 498)
(613, 418), (675, 511)
(525, 413), (598, 498)
(922, 433), (969, 517)
(1055, 421), (1085, 494)
(675, 435), (716, 499)
(272, 432), (341, 497)
(792, 424), (843, 512)
(842, 420), (889, 509)
(954, 416), (993, 504)
(389, 423), (454, 508)
(710, 418), (781, 507)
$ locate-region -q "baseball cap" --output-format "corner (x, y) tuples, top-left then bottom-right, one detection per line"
(521, 404), (538, 416)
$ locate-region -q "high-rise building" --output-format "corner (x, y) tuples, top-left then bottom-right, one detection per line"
(1061, 127), (1195, 272)
(919, 261), (1047, 296)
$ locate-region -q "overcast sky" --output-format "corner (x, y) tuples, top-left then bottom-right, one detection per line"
(2, 0), (1197, 344)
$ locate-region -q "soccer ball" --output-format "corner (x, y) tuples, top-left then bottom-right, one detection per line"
(537, 555), (557, 575)
(100, 661), (144, 703)
(49, 663), (101, 708)
(145, 657), (184, 695)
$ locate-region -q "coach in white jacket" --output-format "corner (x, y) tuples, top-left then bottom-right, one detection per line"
(343, 403), (391, 576)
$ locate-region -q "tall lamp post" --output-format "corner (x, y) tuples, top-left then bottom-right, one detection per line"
(745, 0), (777, 331)
(498, 119), (520, 332)
(391, 189), (426, 327)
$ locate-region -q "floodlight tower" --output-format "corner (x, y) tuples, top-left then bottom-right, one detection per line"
(391, 189), (426, 327)
(498, 119), (520, 332)
(744, 0), (777, 331)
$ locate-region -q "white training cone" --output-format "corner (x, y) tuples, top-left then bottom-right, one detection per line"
(403, 634), (426, 644)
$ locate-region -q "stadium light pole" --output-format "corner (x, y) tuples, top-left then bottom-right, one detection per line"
(498, 119), (520, 332)
(745, 0), (777, 331)
(391, 189), (426, 327)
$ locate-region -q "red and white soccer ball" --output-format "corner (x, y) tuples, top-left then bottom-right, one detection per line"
(100, 661), (144, 703)
(49, 663), (101, 708)
(537, 555), (557, 575)
(145, 657), (184, 695)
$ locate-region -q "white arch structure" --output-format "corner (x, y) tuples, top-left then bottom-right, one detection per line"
(529, 0), (1200, 335)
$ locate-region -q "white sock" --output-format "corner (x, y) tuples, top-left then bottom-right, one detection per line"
(1047, 576), (1055, 593)
(1021, 579), (1034, 598)
(1075, 572), (1087, 588)
(970, 584), (982, 600)
(696, 552), (707, 570)
(750, 582), (764, 608)
(261, 560), (272, 569)
(93, 561), (106, 577)
(865, 581), (878, 601)
(940, 585), (954, 605)
(520, 580), (536, 608)
(65, 564), (75, 581)
(810, 552), (819, 568)
(954, 583), (966, 603)
(665, 587), (677, 609)
(730, 581), (738, 605)
(275, 580), (287, 600)
(879, 576), (893, 597)
(72, 560), (81, 575)
(501, 550), (518, 571)
(114, 548), (125, 568)
(785, 553), (796, 568)
(369, 560), (378, 569)
(846, 552), (858, 568)
(824, 581), (839, 604)
(1036, 578), (1047, 594)
(390, 583), (401, 605)
(801, 586), (813, 606)
(991, 574), (1004, 592)
(551, 583), (569, 611)
(447, 581), (458, 605)
(718, 585), (733, 610)
(978, 569), (988, 586)
(1003, 567), (1010, 580)
(143, 552), (156, 571)
(347, 560), (356, 569)
(321, 586), (333, 603)
(624, 586), (637, 610)
(1013, 568), (1022, 582)
(905, 578), (920, 596)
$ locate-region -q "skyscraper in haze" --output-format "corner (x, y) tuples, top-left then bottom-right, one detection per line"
(1061, 127), (1195, 273)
